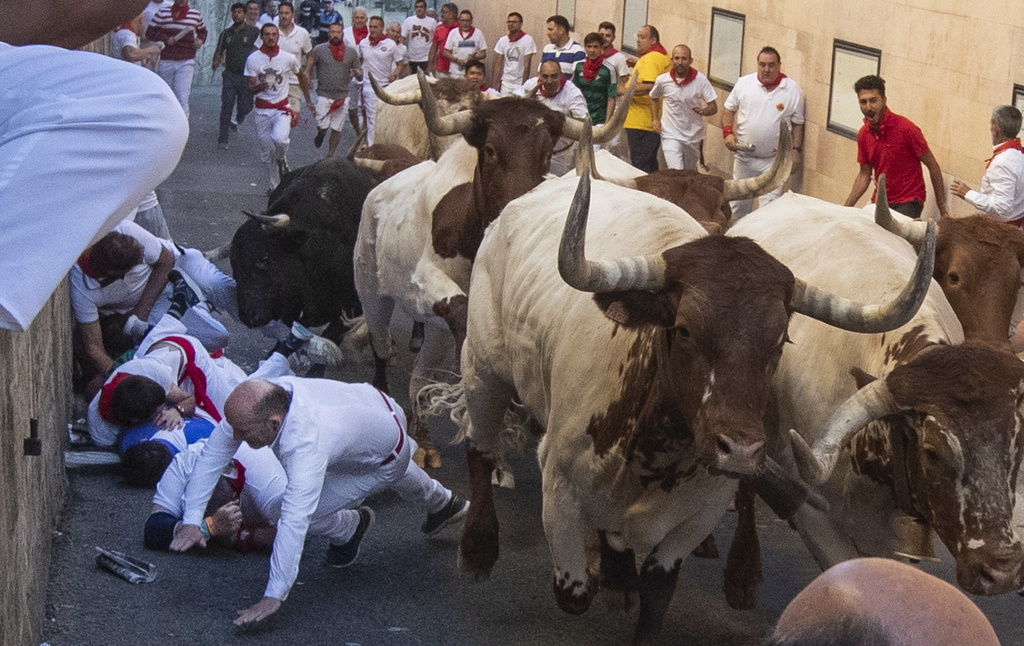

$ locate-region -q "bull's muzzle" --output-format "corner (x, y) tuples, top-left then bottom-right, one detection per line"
(957, 542), (1024, 596)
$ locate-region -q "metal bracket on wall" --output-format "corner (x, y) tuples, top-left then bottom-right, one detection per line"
(24, 418), (41, 456)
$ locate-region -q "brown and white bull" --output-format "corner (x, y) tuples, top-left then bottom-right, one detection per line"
(455, 167), (935, 644)
(729, 191), (1024, 599)
(354, 72), (636, 467)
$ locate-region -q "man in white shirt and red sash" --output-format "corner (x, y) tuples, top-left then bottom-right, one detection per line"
(521, 59), (588, 176)
(952, 105), (1024, 227)
(358, 15), (403, 145)
(245, 22), (310, 191)
(650, 44), (718, 171)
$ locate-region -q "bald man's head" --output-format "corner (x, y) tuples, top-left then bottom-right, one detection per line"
(226, 380), (290, 448)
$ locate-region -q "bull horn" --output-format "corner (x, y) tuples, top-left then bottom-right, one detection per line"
(346, 127), (367, 161)
(354, 157), (386, 172)
(419, 69), (473, 136)
(789, 377), (898, 484)
(243, 210), (290, 228)
(721, 123), (793, 201)
(558, 169), (667, 292)
(572, 117), (608, 182)
(874, 175), (929, 248)
(562, 71), (637, 145)
(202, 242), (231, 262)
(790, 221), (936, 333)
(370, 73), (421, 105)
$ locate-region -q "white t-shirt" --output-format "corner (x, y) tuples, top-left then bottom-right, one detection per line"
(69, 220), (176, 325)
(87, 357), (176, 447)
(110, 28), (140, 63)
(519, 77), (588, 119)
(966, 148), (1024, 222)
(245, 48), (300, 103)
(358, 37), (403, 87)
(493, 33), (537, 91)
(401, 15), (436, 62)
(443, 27), (487, 78)
(650, 69), (718, 143)
(603, 50), (630, 81)
(723, 73), (805, 158)
(257, 13), (279, 28)
(255, 24), (312, 85)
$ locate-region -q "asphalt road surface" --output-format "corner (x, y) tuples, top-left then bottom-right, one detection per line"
(43, 85), (1024, 646)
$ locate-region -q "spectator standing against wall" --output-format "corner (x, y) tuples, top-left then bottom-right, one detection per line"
(571, 33), (616, 133)
(442, 9), (485, 79)
(401, 0), (435, 74)
(843, 75), (947, 219)
(650, 44), (717, 170)
(623, 24), (670, 173)
(492, 12), (535, 96)
(722, 46), (805, 219)
(951, 106), (1024, 225)
(429, 2), (457, 77)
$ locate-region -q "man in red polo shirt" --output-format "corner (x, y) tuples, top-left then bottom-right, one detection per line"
(428, 2), (457, 76)
(844, 75), (948, 219)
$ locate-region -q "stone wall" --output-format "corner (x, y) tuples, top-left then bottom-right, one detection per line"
(0, 282), (72, 646)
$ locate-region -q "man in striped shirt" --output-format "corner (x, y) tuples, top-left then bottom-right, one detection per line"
(146, 0), (207, 118)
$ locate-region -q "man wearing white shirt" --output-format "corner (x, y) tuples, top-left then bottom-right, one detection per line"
(358, 15), (403, 145)
(259, 2), (312, 113)
(521, 60), (588, 176)
(952, 106), (1024, 226)
(401, 0), (435, 74)
(344, 7), (370, 132)
(492, 12), (535, 96)
(650, 44), (718, 170)
(258, 0), (279, 27)
(170, 377), (470, 626)
(598, 21), (630, 91)
(722, 46), (805, 219)
(442, 9), (486, 78)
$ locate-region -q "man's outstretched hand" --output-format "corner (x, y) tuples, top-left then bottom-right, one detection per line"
(235, 597), (282, 626)
(169, 524), (207, 551)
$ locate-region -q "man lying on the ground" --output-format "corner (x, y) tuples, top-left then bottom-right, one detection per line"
(71, 220), (237, 392)
(145, 438), (284, 553)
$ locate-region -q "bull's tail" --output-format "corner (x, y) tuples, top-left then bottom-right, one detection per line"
(418, 379), (531, 489)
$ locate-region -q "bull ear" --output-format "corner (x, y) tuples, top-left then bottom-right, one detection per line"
(850, 366), (878, 389)
(593, 291), (677, 328)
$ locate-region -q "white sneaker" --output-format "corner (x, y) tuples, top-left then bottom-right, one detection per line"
(291, 322), (344, 366)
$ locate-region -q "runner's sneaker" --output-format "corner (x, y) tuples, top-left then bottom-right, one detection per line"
(291, 322), (344, 366)
(325, 507), (374, 568)
(422, 494), (469, 537)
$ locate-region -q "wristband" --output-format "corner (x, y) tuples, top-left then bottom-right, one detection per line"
(722, 125), (734, 138)
(199, 518), (212, 540)
(174, 404), (187, 416)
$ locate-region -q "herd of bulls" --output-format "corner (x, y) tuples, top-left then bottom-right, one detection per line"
(219, 71), (1024, 645)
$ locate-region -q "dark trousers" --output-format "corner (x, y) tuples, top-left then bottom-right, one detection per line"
(890, 200), (924, 219)
(626, 128), (661, 173)
(408, 60), (428, 73)
(219, 70), (253, 143)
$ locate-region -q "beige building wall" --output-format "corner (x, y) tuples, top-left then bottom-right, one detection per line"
(465, 0), (1024, 219)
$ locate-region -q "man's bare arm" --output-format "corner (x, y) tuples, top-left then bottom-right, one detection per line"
(920, 149), (949, 218)
(0, 0), (150, 48)
(80, 321), (113, 376)
(132, 247), (175, 322)
(844, 163), (874, 207)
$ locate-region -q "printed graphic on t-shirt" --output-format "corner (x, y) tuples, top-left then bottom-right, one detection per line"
(256, 67), (286, 94)
(409, 24), (431, 43)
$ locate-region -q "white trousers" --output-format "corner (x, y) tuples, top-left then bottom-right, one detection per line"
(158, 59), (196, 119)
(662, 137), (701, 171)
(254, 107), (291, 189)
(730, 154), (781, 220)
(361, 84), (380, 146)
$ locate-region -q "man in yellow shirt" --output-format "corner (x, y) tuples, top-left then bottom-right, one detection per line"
(624, 24), (670, 172)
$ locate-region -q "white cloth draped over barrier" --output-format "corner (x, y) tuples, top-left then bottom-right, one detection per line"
(0, 42), (188, 331)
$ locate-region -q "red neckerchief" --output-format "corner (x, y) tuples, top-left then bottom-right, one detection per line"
(227, 459), (247, 495)
(458, 26), (475, 39)
(539, 75), (567, 98)
(581, 55), (606, 82)
(507, 30), (525, 43)
(98, 373), (132, 423)
(76, 251), (103, 279)
(761, 72), (787, 91)
(648, 42), (667, 55)
(160, 336), (223, 422)
(118, 23), (135, 32)
(480, 83), (490, 91)
(352, 26), (368, 43)
(986, 138), (1024, 168)
(328, 41), (345, 61)
(605, 47), (618, 57)
(170, 2), (189, 21)
(368, 33), (385, 46)
(259, 44), (280, 58)
(670, 66), (698, 86)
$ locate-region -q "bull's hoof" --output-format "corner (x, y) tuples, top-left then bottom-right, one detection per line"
(554, 571), (597, 615)
(692, 534), (719, 559)
(412, 446), (427, 469)
(459, 529), (498, 583)
(491, 468), (515, 488)
(724, 573), (761, 610)
(424, 448), (442, 469)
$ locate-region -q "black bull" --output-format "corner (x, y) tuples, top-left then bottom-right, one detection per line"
(230, 158), (378, 337)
